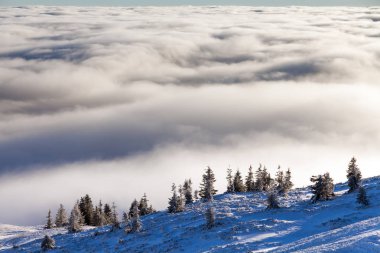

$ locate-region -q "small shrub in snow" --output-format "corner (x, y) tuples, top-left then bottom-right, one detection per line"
(205, 207), (216, 229)
(41, 235), (55, 251)
(357, 186), (370, 207)
(267, 192), (280, 209)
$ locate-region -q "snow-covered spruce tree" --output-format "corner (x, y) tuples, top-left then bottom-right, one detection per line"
(347, 157), (362, 193)
(122, 211), (129, 224)
(111, 202), (120, 229)
(103, 203), (112, 224)
(245, 165), (255, 192)
(262, 167), (273, 192)
(233, 169), (246, 192)
(93, 206), (105, 227)
(283, 168), (294, 195)
(310, 173), (335, 203)
(168, 183), (179, 213)
(267, 191), (280, 209)
(68, 202), (82, 233)
(129, 199), (140, 218)
(199, 167), (217, 201)
(205, 206), (215, 229)
(177, 184), (185, 212)
(255, 164), (264, 191)
(131, 201), (142, 232)
(138, 193), (150, 216)
(183, 179), (193, 205)
(357, 186), (370, 207)
(275, 166), (285, 194)
(41, 235), (55, 251)
(55, 204), (68, 227)
(226, 167), (234, 193)
(45, 209), (53, 229)
(79, 194), (94, 226)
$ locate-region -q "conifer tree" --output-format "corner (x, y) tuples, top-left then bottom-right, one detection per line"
(226, 167), (234, 193)
(45, 210), (53, 229)
(199, 166), (217, 201)
(205, 206), (215, 229)
(129, 199), (140, 218)
(233, 169), (246, 192)
(111, 202), (120, 229)
(79, 194), (94, 226)
(267, 192), (280, 209)
(168, 184), (178, 213)
(283, 168), (294, 195)
(138, 193), (150, 216)
(93, 206), (105, 227)
(131, 201), (142, 232)
(41, 235), (55, 251)
(357, 186), (370, 207)
(103, 203), (112, 224)
(347, 157), (362, 193)
(262, 167), (273, 192)
(55, 204), (68, 227)
(68, 203), (82, 233)
(122, 211), (129, 224)
(245, 165), (255, 192)
(275, 166), (285, 194)
(255, 164), (264, 191)
(183, 179), (193, 205)
(310, 173), (335, 203)
(177, 184), (185, 212)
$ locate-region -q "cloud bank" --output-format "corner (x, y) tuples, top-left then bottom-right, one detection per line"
(1, 6), (380, 225)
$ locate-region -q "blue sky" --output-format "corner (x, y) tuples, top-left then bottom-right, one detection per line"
(0, 0), (378, 6)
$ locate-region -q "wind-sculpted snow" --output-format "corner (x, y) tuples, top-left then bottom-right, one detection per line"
(1, 6), (380, 224)
(1, 176), (380, 252)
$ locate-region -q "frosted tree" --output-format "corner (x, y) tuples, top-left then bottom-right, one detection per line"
(199, 166), (217, 201)
(79, 194), (94, 226)
(205, 206), (215, 229)
(111, 202), (120, 229)
(357, 186), (370, 207)
(131, 201), (142, 232)
(45, 210), (53, 229)
(310, 173), (335, 203)
(122, 211), (129, 224)
(41, 235), (55, 251)
(275, 166), (285, 194)
(255, 164), (264, 191)
(183, 179), (193, 205)
(245, 165), (255, 192)
(68, 202), (82, 233)
(129, 199), (140, 218)
(283, 168), (294, 195)
(233, 169), (246, 192)
(93, 206), (105, 227)
(262, 167), (273, 192)
(103, 203), (112, 224)
(55, 204), (68, 227)
(266, 192), (280, 209)
(138, 193), (150, 216)
(347, 157), (362, 193)
(226, 167), (234, 193)
(168, 184), (178, 213)
(177, 184), (185, 212)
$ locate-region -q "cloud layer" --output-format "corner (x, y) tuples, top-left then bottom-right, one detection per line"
(1, 6), (380, 224)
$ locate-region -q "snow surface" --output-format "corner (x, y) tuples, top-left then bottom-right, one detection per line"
(1, 177), (380, 252)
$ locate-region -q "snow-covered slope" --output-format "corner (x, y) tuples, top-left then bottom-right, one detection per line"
(1, 177), (380, 252)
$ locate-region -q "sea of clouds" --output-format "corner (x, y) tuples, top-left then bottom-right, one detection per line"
(1, 6), (380, 225)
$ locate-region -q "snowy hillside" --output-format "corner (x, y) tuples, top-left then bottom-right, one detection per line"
(1, 177), (380, 252)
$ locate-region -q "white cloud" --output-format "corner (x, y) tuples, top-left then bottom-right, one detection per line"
(0, 6), (380, 225)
